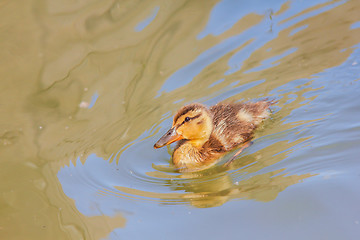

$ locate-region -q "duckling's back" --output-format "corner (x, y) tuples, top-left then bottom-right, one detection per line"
(209, 101), (273, 151)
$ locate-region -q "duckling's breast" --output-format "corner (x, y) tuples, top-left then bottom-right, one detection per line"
(172, 141), (222, 172)
(172, 142), (202, 171)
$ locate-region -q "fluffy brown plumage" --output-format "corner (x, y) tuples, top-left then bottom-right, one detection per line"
(154, 100), (275, 172)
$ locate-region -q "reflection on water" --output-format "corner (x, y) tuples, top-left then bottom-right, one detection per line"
(59, 146), (315, 209)
(2, 0), (360, 239)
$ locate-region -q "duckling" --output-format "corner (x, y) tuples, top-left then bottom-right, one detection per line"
(154, 100), (276, 172)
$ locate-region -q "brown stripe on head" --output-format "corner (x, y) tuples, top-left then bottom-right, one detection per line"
(173, 103), (210, 124)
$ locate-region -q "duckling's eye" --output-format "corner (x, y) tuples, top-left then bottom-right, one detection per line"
(184, 117), (190, 122)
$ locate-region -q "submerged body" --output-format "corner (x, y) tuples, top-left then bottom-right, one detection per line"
(154, 101), (275, 172)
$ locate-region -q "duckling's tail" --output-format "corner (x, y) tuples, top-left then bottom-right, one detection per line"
(263, 98), (278, 106)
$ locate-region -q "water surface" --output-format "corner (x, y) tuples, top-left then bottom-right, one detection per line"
(1, 0), (360, 239)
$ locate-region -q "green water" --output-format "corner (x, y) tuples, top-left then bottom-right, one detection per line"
(1, 0), (360, 239)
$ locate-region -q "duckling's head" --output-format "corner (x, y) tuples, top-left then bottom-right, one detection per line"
(154, 103), (213, 149)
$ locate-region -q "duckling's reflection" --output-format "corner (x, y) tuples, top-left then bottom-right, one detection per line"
(149, 142), (315, 208)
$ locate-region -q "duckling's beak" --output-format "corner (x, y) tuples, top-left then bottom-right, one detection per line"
(154, 127), (183, 149)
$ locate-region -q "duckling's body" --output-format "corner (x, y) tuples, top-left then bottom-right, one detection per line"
(154, 101), (275, 172)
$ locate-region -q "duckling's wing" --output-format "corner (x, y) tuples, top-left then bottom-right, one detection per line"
(209, 101), (272, 151)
